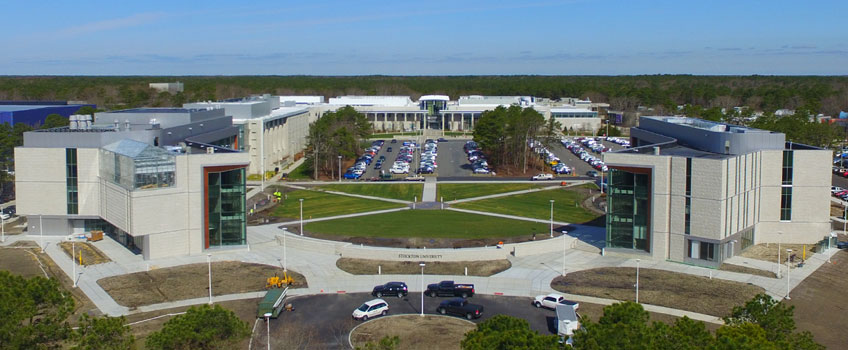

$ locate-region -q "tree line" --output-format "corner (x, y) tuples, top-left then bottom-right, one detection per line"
(1, 75), (846, 115)
(471, 105), (560, 174)
(305, 106), (371, 179)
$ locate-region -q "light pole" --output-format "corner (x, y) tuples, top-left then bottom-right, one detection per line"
(776, 231), (783, 279)
(338, 155), (342, 182)
(72, 240), (77, 288)
(549, 200), (555, 237)
(843, 205), (846, 234)
(785, 249), (792, 300)
(264, 312), (272, 350)
(40, 215), (44, 253)
(635, 259), (640, 303)
(1, 213), (5, 243)
(299, 198), (304, 236)
(419, 262), (426, 317)
(562, 230), (568, 276)
(281, 229), (287, 272)
(207, 253), (213, 305)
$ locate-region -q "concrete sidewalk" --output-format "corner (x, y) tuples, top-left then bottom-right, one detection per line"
(446, 183), (587, 204)
(422, 177), (437, 202)
(279, 183), (414, 204)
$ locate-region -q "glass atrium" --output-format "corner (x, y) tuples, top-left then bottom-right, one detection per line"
(100, 140), (176, 191)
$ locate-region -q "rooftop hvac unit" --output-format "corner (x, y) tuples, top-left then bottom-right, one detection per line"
(207, 146), (215, 154)
(69, 115), (79, 130)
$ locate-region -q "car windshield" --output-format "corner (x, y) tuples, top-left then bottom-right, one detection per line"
(357, 304), (369, 312)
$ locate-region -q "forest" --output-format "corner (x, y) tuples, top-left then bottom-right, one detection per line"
(0, 75), (846, 115)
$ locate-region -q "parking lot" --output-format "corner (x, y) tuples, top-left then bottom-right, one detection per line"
(547, 138), (626, 178)
(274, 292), (556, 349)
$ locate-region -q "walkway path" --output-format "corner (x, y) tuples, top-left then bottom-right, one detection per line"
(446, 182), (589, 204)
(422, 177), (437, 202)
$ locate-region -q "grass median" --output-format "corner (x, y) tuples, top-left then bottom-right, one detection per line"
(437, 183), (549, 201)
(270, 189), (406, 220)
(551, 267), (764, 317)
(452, 186), (602, 224)
(305, 210), (549, 239)
(316, 183), (422, 201)
(337, 258), (511, 276)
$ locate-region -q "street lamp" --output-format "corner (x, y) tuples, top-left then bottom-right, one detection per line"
(1, 213), (5, 243)
(281, 229), (287, 272)
(72, 240), (77, 288)
(843, 205), (846, 235)
(40, 215), (44, 253)
(785, 249), (792, 300)
(207, 253), (213, 305)
(419, 262), (426, 317)
(635, 259), (640, 303)
(263, 312), (272, 350)
(338, 155), (342, 182)
(562, 230), (568, 276)
(549, 200), (555, 237)
(299, 199), (304, 236)
(776, 231), (783, 279)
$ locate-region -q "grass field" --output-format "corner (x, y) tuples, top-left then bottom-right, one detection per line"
(551, 267), (764, 317)
(316, 183), (423, 201)
(337, 258), (511, 276)
(437, 183), (549, 201)
(452, 187), (602, 224)
(350, 315), (474, 350)
(284, 162), (312, 180)
(270, 189), (405, 219)
(305, 210), (549, 238)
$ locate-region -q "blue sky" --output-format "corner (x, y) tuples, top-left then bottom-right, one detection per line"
(1, 0), (846, 75)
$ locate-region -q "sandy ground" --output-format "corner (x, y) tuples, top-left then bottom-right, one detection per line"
(349, 315), (475, 350)
(786, 249), (848, 349)
(58, 241), (111, 266)
(718, 263), (777, 278)
(551, 267), (763, 317)
(740, 243), (817, 267)
(337, 258), (511, 276)
(98, 261), (307, 308)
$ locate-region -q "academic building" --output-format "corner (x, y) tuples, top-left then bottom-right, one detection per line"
(603, 116), (830, 267)
(15, 108), (249, 260)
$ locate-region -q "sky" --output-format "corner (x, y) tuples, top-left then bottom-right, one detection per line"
(1, 0), (846, 75)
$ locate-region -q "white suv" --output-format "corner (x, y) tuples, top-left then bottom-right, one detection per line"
(352, 298), (389, 321)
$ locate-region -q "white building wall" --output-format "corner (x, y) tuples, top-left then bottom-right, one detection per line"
(14, 147), (67, 216)
(77, 148), (100, 215)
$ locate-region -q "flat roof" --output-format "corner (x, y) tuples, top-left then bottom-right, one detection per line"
(111, 108), (196, 114)
(551, 107), (595, 113)
(419, 95), (450, 101)
(643, 116), (769, 134)
(0, 105), (80, 112)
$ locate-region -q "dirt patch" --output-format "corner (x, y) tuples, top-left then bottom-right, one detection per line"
(126, 298), (259, 349)
(740, 243), (817, 267)
(98, 261), (307, 308)
(58, 241), (111, 266)
(337, 258), (511, 276)
(350, 315), (475, 350)
(718, 263), (778, 278)
(551, 267), (764, 317)
(787, 250), (848, 349)
(0, 243), (100, 320)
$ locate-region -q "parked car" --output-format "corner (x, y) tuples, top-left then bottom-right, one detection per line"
(425, 280), (475, 298)
(437, 138), (447, 142)
(372, 282), (408, 298)
(436, 298), (484, 320)
(531, 173), (554, 181)
(533, 293), (579, 310)
(352, 299), (389, 321)
(837, 241), (848, 249)
(387, 147), (393, 152)
(391, 139), (397, 143)
(587, 170), (599, 177)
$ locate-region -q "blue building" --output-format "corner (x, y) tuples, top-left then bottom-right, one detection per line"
(0, 101), (96, 126)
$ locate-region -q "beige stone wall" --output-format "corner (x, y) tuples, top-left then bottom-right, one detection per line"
(14, 147), (67, 216)
(77, 149), (100, 215)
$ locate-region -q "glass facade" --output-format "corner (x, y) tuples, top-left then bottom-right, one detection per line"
(684, 158), (692, 235)
(606, 168), (651, 251)
(687, 239), (715, 261)
(66, 148), (78, 214)
(207, 167), (246, 247)
(780, 150), (793, 221)
(100, 140), (176, 191)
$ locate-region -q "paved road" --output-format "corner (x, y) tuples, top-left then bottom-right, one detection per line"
(436, 138), (474, 177)
(273, 292), (556, 349)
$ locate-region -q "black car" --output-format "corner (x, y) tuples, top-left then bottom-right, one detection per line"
(437, 138), (447, 142)
(387, 147), (393, 152)
(2, 205), (15, 216)
(437, 298), (484, 319)
(837, 241), (848, 249)
(391, 139), (397, 143)
(372, 282), (408, 298)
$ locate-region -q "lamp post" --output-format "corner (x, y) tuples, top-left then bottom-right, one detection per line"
(299, 199), (304, 236)
(419, 262), (426, 317)
(72, 240), (77, 288)
(776, 231), (783, 279)
(281, 229), (287, 272)
(338, 155), (342, 182)
(207, 253), (213, 305)
(635, 259), (640, 303)
(843, 205), (846, 234)
(1, 213), (5, 243)
(562, 230), (568, 276)
(40, 215), (44, 253)
(785, 249), (792, 300)
(263, 312), (272, 350)
(549, 200), (555, 237)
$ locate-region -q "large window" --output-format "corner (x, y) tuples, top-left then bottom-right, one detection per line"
(606, 168), (650, 252)
(66, 148), (78, 214)
(687, 239), (715, 261)
(100, 140), (176, 191)
(207, 167), (246, 247)
(780, 150), (793, 221)
(781, 150), (793, 185)
(684, 158), (692, 235)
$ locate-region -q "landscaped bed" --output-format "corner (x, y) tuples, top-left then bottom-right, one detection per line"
(304, 210), (555, 247)
(550, 267), (764, 317)
(269, 188), (406, 220)
(337, 258), (511, 276)
(452, 185), (602, 225)
(719, 263), (777, 278)
(98, 261), (307, 308)
(59, 241), (111, 266)
(316, 183), (423, 201)
(349, 315), (475, 350)
(437, 183), (549, 201)
(739, 243), (817, 265)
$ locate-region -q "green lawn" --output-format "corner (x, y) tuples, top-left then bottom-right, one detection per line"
(305, 210), (550, 238)
(316, 184), (423, 201)
(284, 162), (312, 180)
(270, 189), (405, 219)
(452, 187), (602, 224)
(437, 183), (549, 201)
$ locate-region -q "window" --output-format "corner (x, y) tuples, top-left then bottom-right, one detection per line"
(781, 151), (793, 185)
(685, 158), (692, 196)
(66, 148), (78, 214)
(687, 239), (715, 261)
(685, 158), (692, 235)
(685, 197), (691, 235)
(780, 187), (792, 221)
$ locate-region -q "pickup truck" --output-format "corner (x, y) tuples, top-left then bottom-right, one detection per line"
(425, 280), (475, 298)
(436, 298), (484, 320)
(533, 293), (579, 310)
(531, 173), (554, 181)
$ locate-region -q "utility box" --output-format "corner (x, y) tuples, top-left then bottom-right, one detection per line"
(257, 287), (288, 318)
